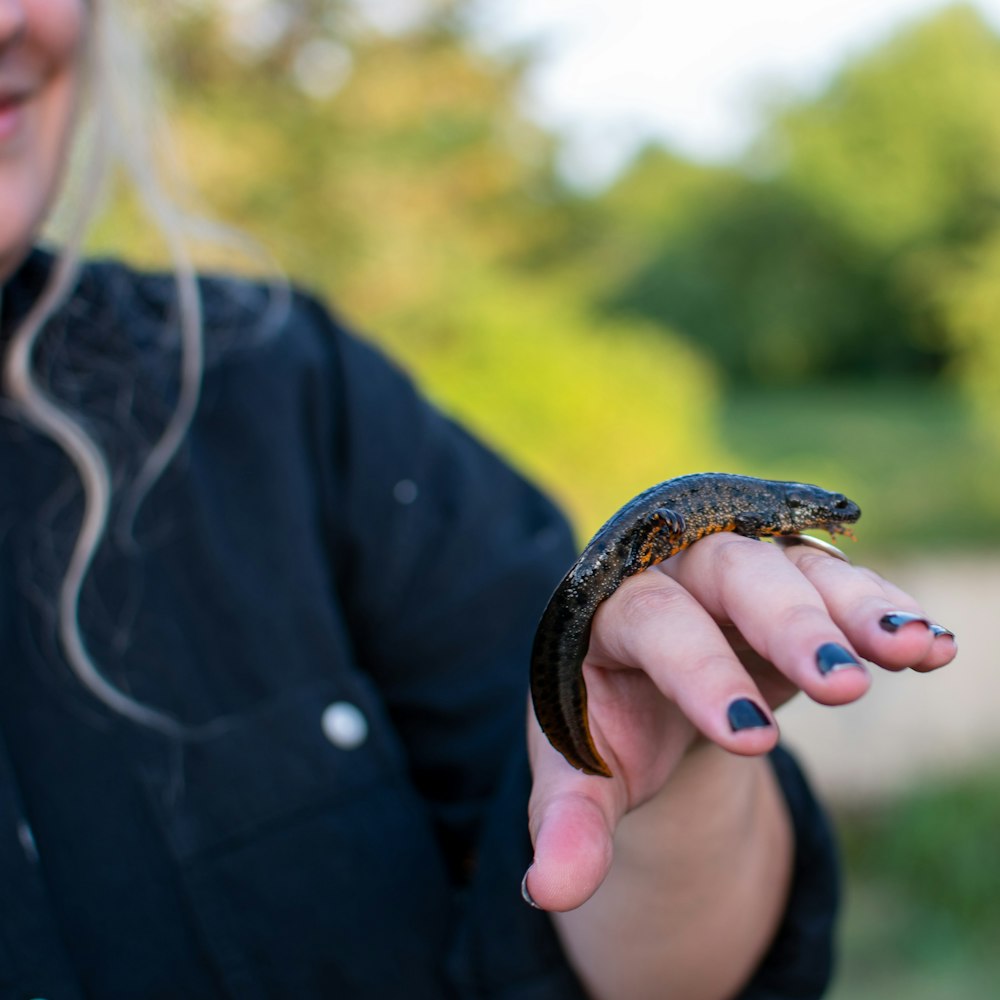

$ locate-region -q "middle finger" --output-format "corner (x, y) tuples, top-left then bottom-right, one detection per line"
(661, 533), (871, 707)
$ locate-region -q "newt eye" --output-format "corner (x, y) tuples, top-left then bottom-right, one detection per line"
(786, 491), (807, 508)
(833, 495), (849, 509)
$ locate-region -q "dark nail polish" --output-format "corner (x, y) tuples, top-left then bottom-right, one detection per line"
(727, 698), (771, 732)
(521, 868), (541, 909)
(930, 623), (957, 641)
(816, 642), (861, 675)
(880, 611), (930, 633)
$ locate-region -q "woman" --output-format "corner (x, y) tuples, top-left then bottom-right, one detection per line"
(0, 2), (956, 998)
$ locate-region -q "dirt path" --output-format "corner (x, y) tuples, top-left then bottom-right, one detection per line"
(778, 553), (1000, 804)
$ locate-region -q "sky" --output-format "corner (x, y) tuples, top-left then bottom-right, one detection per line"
(465, 0), (1000, 186)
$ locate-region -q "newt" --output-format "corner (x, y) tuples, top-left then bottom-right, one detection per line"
(530, 472), (861, 777)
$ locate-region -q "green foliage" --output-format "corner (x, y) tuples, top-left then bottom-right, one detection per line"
(766, 4), (1000, 422)
(773, 4), (1000, 254)
(831, 762), (1000, 997)
(841, 763), (1000, 932)
(721, 379), (1000, 552)
(934, 228), (1000, 446)
(587, 2), (1000, 424)
(601, 179), (928, 383)
(571, 147), (743, 287)
(94, 6), (566, 289)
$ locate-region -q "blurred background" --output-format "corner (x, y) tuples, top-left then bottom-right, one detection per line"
(96, 1), (1000, 995)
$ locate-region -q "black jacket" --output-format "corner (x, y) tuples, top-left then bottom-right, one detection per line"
(0, 249), (837, 998)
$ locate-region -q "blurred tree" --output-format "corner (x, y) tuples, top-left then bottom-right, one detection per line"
(597, 169), (918, 383)
(589, 4), (1000, 389)
(934, 229), (1000, 448)
(773, 4), (1000, 255)
(117, 0), (570, 316)
(769, 2), (1000, 399)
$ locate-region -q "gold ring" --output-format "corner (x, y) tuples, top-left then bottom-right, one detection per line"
(773, 533), (851, 564)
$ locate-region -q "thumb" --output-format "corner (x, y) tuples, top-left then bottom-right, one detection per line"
(525, 729), (625, 911)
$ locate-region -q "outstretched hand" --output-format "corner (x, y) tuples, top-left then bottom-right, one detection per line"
(525, 532), (956, 913)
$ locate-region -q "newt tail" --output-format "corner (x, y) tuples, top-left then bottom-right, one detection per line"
(529, 472), (861, 777)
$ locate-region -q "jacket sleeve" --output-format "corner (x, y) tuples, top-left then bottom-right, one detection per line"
(316, 303), (838, 998)
(736, 746), (840, 1000)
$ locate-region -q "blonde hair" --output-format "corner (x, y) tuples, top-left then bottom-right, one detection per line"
(1, 3), (206, 735)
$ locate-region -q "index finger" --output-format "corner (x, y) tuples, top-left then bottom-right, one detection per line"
(777, 542), (957, 672)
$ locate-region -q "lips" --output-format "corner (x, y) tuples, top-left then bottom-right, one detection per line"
(0, 91), (28, 141)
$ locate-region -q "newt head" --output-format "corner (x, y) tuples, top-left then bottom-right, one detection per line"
(778, 482), (861, 537)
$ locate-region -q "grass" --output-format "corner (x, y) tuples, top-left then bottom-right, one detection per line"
(720, 378), (1000, 555)
(829, 762), (1000, 998)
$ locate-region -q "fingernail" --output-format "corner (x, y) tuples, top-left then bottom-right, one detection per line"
(879, 611), (930, 633)
(521, 867), (541, 909)
(930, 623), (957, 642)
(816, 642), (862, 675)
(727, 698), (772, 732)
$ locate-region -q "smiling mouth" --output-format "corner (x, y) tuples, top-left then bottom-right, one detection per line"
(0, 92), (28, 140)
(0, 84), (30, 107)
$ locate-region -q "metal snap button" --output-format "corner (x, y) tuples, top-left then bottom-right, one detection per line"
(321, 701), (368, 750)
(393, 478), (419, 504)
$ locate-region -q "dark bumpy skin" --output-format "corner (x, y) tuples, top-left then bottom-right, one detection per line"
(530, 473), (862, 777)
